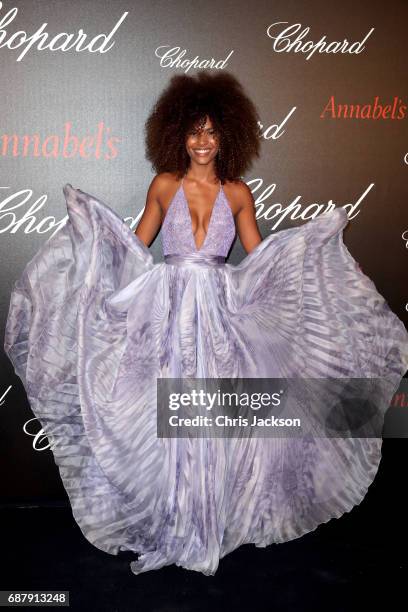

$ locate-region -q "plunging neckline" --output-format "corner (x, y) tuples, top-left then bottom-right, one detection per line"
(181, 177), (222, 252)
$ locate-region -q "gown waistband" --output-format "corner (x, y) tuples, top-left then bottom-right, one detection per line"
(164, 253), (226, 267)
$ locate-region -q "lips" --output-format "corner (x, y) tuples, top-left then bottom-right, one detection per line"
(194, 149), (211, 155)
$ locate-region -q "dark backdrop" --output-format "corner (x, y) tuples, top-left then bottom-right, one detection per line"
(1, 0), (407, 503)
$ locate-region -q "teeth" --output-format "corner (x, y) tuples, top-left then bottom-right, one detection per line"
(195, 149), (210, 153)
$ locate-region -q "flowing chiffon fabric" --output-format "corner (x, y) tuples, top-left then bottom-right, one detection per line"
(4, 183), (408, 575)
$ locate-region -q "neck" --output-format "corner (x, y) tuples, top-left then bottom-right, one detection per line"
(185, 163), (219, 184)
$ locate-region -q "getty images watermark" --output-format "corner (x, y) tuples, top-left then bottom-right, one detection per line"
(3, 377), (408, 452)
(157, 377), (408, 438)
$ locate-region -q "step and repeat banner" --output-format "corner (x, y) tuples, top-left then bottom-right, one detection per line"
(1, 0), (407, 501)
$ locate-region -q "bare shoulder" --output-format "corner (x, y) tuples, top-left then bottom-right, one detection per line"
(224, 179), (262, 252)
(222, 179), (254, 216)
(147, 172), (180, 212)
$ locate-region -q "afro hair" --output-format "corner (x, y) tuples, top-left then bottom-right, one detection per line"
(144, 71), (261, 184)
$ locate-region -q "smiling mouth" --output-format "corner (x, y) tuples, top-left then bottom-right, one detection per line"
(194, 149), (212, 154)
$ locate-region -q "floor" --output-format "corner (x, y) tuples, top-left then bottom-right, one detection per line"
(1, 440), (406, 611)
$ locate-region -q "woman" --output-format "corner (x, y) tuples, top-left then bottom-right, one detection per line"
(137, 72), (263, 256)
(4, 71), (408, 576)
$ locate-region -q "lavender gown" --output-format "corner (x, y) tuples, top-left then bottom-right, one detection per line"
(4, 181), (408, 576)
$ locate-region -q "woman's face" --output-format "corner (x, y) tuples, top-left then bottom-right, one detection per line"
(185, 116), (220, 167)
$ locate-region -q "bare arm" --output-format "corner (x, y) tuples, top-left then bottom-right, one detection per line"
(234, 182), (263, 254)
(134, 176), (163, 247)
